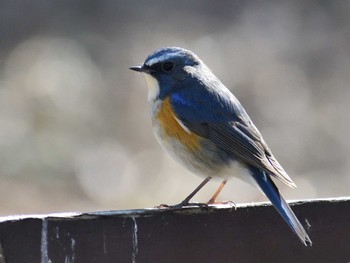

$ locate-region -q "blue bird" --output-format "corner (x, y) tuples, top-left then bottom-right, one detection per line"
(130, 47), (312, 246)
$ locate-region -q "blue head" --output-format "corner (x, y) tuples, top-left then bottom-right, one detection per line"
(130, 47), (206, 101)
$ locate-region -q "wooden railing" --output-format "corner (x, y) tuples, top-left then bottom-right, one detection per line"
(0, 198), (349, 262)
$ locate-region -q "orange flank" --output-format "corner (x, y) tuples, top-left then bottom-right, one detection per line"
(157, 97), (201, 152)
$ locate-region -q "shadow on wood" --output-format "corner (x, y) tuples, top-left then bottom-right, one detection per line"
(0, 198), (349, 263)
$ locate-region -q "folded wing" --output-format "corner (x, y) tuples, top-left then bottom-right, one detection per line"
(170, 83), (296, 188)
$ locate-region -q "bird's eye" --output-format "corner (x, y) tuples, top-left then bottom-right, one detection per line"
(161, 62), (174, 72)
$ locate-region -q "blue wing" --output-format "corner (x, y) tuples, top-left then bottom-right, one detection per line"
(170, 79), (296, 187)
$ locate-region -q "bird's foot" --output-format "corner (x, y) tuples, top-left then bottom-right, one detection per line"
(154, 201), (209, 210)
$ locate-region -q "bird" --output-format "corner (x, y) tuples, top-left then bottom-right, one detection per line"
(130, 47), (312, 246)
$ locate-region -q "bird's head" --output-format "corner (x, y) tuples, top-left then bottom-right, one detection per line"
(130, 47), (203, 102)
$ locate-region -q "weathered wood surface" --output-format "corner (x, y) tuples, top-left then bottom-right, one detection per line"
(0, 198), (349, 263)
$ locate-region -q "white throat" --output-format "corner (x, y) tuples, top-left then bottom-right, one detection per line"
(143, 74), (160, 103)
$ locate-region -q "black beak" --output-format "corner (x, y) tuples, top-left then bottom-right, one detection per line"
(129, 65), (154, 74)
(129, 66), (144, 72)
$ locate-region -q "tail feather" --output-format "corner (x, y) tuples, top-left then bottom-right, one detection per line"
(250, 168), (312, 246)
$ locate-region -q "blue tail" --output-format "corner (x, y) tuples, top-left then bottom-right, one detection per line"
(250, 167), (312, 246)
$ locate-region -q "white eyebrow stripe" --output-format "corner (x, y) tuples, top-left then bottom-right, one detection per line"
(146, 52), (178, 66)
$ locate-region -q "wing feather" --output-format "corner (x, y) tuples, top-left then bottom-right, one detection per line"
(170, 83), (296, 188)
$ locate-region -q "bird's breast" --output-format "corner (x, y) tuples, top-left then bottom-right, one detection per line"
(151, 97), (210, 175)
(150, 98), (250, 179)
(154, 97), (201, 152)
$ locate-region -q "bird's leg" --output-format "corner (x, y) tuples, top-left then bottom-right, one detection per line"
(207, 179), (227, 204)
(156, 177), (212, 209)
(177, 176), (212, 207)
(207, 179), (236, 208)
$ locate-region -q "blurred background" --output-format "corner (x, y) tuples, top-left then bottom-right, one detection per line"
(0, 1), (349, 216)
